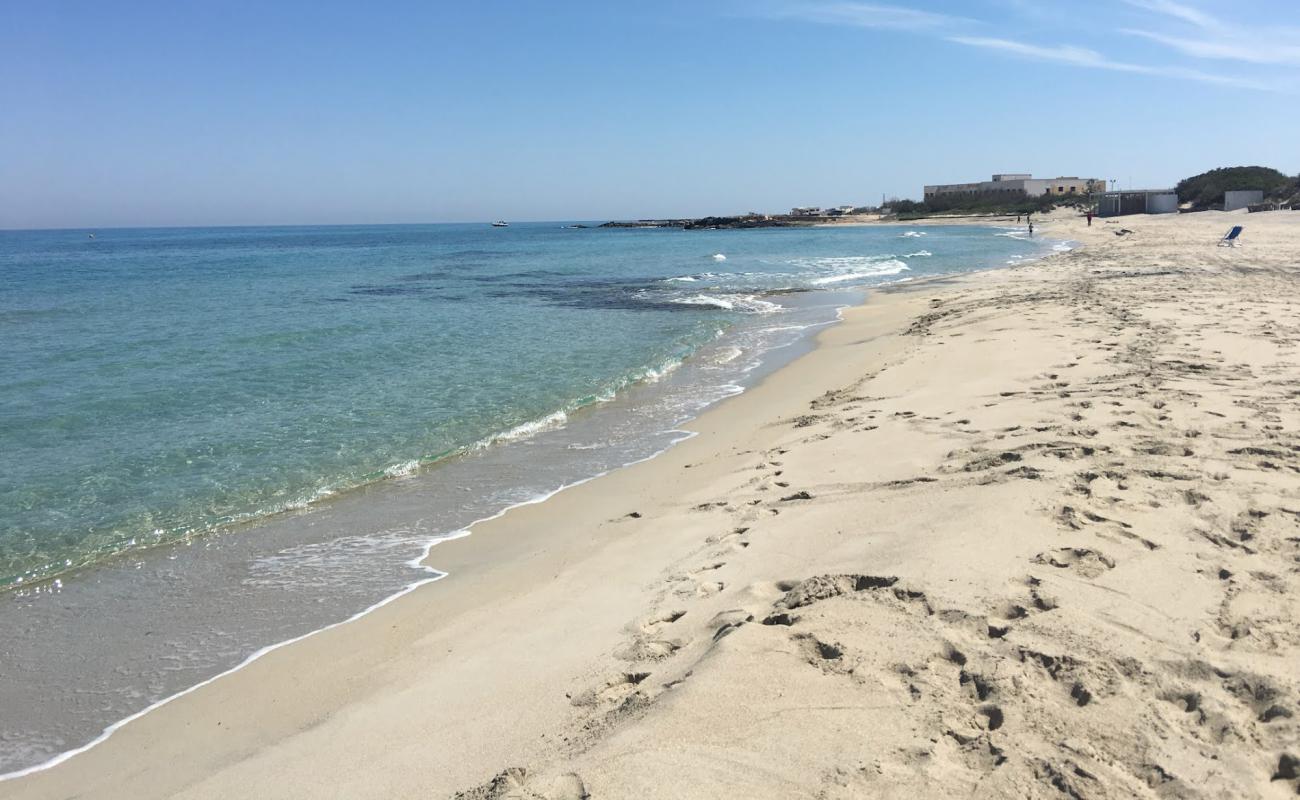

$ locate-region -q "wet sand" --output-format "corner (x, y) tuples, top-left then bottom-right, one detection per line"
(5, 209), (1299, 799)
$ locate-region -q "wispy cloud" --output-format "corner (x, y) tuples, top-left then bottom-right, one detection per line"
(949, 35), (1272, 89)
(1121, 0), (1216, 29)
(945, 37), (1110, 69)
(1117, 0), (1300, 67)
(755, 0), (1281, 91)
(754, 1), (967, 32)
(1123, 29), (1300, 67)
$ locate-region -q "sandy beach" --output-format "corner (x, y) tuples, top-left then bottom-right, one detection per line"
(6, 209), (1300, 799)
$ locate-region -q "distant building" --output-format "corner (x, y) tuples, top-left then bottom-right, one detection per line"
(825, 206), (858, 217)
(1224, 190), (1264, 212)
(789, 207), (823, 216)
(1096, 190), (1178, 217)
(924, 174), (1103, 200)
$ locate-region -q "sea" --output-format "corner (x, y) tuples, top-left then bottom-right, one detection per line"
(0, 221), (1059, 776)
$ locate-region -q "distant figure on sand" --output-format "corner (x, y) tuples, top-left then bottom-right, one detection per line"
(1086, 210), (1093, 227)
(1027, 212), (1033, 237)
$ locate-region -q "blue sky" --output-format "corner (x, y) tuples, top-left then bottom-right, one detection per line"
(2, 0), (1297, 228)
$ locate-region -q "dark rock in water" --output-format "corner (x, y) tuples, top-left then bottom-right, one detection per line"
(599, 216), (802, 230)
(683, 216), (796, 230)
(598, 219), (689, 228)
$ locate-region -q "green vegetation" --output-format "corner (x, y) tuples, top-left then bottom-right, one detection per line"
(1275, 174), (1300, 206)
(887, 190), (1089, 220)
(1175, 166), (1291, 209)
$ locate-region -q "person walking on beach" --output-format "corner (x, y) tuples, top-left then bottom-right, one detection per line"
(1086, 209), (1094, 227)
(1026, 212), (1033, 237)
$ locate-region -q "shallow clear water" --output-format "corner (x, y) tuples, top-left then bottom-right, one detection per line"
(0, 221), (1053, 775)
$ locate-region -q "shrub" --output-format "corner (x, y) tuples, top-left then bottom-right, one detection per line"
(1175, 166), (1290, 209)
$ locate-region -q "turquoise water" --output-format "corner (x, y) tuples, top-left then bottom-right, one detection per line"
(0, 223), (1045, 589)
(0, 221), (1057, 776)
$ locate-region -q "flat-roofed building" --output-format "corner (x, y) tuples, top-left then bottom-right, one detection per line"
(1096, 190), (1178, 217)
(924, 174), (1103, 201)
(1224, 190), (1264, 212)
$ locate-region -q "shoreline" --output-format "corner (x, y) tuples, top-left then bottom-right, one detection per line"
(0, 220), (1068, 792)
(1, 225), (1047, 781)
(2, 265), (940, 795)
(0, 287), (845, 777)
(8, 221), (993, 596)
(9, 209), (1298, 798)
(3, 222), (1063, 782)
(0, 265), (918, 780)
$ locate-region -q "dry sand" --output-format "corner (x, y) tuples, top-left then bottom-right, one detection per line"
(5, 210), (1299, 799)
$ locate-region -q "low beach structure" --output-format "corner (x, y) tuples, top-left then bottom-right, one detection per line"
(1097, 189), (1179, 217)
(1225, 189), (1264, 212)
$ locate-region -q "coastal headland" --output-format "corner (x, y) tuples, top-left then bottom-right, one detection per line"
(599, 210), (1051, 230)
(599, 215), (806, 229)
(5, 210), (1299, 799)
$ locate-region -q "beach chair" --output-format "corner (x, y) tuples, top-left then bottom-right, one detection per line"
(1218, 225), (1243, 247)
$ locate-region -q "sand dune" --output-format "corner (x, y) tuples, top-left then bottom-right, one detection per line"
(6, 210), (1299, 799)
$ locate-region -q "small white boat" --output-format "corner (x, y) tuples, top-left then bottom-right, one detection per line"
(491, 221), (509, 227)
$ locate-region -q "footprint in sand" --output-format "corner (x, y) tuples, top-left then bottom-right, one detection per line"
(706, 527), (751, 554)
(1032, 547), (1116, 579)
(670, 577), (724, 599)
(638, 609), (685, 635)
(615, 610), (689, 663)
(569, 672), (651, 708)
(452, 767), (590, 800)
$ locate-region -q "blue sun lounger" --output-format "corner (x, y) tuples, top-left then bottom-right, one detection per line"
(1218, 225), (1243, 247)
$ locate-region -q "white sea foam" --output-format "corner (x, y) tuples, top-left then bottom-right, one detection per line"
(0, 519), (468, 783)
(901, 231), (927, 238)
(712, 253), (727, 261)
(809, 259), (910, 286)
(715, 346), (744, 364)
(383, 460), (421, 479)
(491, 410), (568, 444)
(904, 250), (932, 258)
(787, 255), (912, 287)
(671, 294), (782, 314)
(675, 294), (736, 310)
(640, 359), (683, 383)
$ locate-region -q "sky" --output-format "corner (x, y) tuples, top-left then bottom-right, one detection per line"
(2, 0), (1298, 228)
